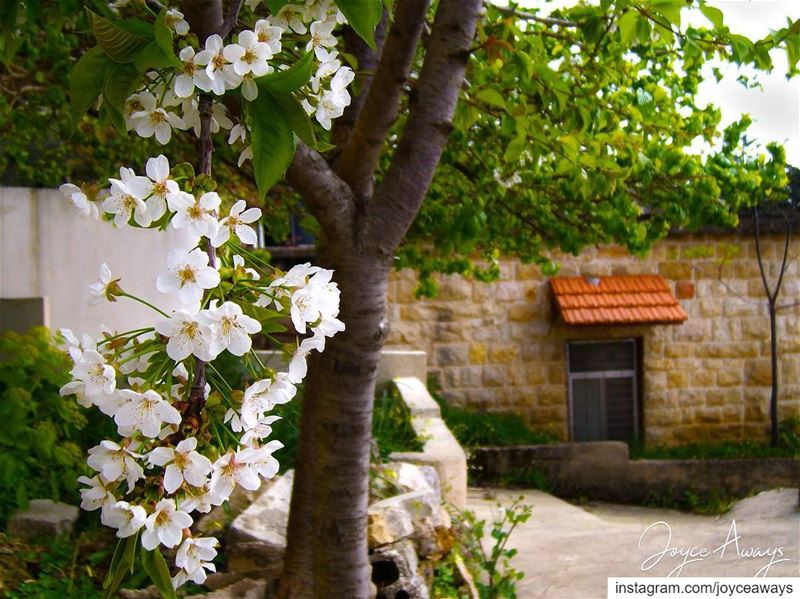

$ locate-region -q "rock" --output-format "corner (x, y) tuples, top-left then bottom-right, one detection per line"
(368, 503), (415, 548)
(226, 470), (293, 572)
(119, 588), (160, 599)
(370, 539), (429, 599)
(186, 577), (267, 599)
(378, 462), (442, 503)
(196, 475), (276, 537)
(8, 499), (78, 541)
(369, 490), (452, 558)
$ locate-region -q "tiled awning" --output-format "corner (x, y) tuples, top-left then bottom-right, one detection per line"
(550, 275), (688, 325)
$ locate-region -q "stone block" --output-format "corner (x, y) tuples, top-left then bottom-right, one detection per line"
(494, 281), (525, 302)
(439, 275), (472, 301)
(745, 359), (773, 386)
(664, 343), (694, 359)
(227, 470), (293, 572)
(667, 370), (690, 389)
(468, 343), (487, 364)
(482, 365), (507, 387)
(717, 369), (743, 388)
(0, 298), (49, 334)
(394, 377), (441, 418)
(489, 344), (518, 364)
(516, 263), (543, 281)
(433, 344), (469, 367)
(8, 499), (78, 541)
(368, 502), (415, 548)
(659, 261), (692, 280)
(691, 369), (715, 387)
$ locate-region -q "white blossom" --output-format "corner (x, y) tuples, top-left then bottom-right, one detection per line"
(157, 247), (221, 306)
(179, 483), (221, 514)
(131, 91), (185, 144)
(224, 30), (274, 79)
(201, 301), (261, 356)
(171, 191), (220, 239)
(271, 5), (307, 34)
(143, 155), (180, 219)
(240, 374), (296, 428)
(211, 200), (261, 247)
(289, 268), (341, 334)
(210, 450), (261, 500)
(114, 389), (182, 438)
(254, 19), (283, 54)
(155, 309), (216, 361)
(165, 9), (190, 35)
(102, 500), (147, 538)
(175, 537), (218, 583)
(141, 499), (193, 550)
(88, 263), (118, 306)
(77, 474), (117, 514)
(174, 46), (212, 98)
(148, 437), (213, 494)
(195, 35), (238, 95)
(307, 19), (337, 60)
(240, 415), (281, 445)
(87, 440), (144, 492)
(70, 349), (116, 397)
(237, 440), (283, 479)
(103, 170), (152, 228)
(232, 254), (259, 280)
(59, 183), (99, 219)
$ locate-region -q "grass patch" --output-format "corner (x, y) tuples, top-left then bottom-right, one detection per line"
(642, 490), (738, 516)
(373, 385), (424, 459)
(630, 419), (800, 460)
(429, 385), (558, 449)
(496, 467), (553, 492)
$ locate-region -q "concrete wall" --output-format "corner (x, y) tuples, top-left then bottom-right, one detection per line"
(386, 234), (800, 446)
(0, 187), (196, 336)
(470, 443), (800, 504)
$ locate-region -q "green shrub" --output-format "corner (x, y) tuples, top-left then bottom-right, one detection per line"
(0, 328), (114, 526)
(433, 497), (531, 599)
(373, 386), (424, 458)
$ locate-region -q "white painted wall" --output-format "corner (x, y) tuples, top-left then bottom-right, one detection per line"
(0, 187), (197, 335)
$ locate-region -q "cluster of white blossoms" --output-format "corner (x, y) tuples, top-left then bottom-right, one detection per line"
(59, 156), (344, 585)
(117, 0), (354, 170)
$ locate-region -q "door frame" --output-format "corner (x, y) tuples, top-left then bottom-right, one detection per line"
(566, 338), (640, 442)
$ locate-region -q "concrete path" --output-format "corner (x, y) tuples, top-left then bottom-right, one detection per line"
(467, 488), (800, 599)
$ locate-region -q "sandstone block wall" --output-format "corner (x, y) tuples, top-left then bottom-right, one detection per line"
(385, 233), (800, 446)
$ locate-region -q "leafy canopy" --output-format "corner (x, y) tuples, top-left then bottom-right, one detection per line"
(397, 1), (798, 290)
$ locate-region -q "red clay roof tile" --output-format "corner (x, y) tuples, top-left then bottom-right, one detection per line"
(551, 275), (688, 325)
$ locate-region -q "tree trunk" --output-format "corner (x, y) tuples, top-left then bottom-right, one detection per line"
(769, 302), (779, 445)
(280, 242), (391, 598)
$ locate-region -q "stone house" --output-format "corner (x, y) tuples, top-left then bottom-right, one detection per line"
(385, 229), (800, 446)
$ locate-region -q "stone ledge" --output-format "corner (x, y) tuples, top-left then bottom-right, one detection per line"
(390, 378), (468, 509)
(471, 445), (800, 504)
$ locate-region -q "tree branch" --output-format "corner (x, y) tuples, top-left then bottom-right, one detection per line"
(364, 0), (482, 256)
(488, 3), (577, 27)
(335, 0), (431, 198)
(286, 143), (356, 243)
(331, 13), (389, 148)
(220, 0), (245, 38)
(181, 0), (223, 43)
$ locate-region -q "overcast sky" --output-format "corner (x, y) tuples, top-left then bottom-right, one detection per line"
(507, 1), (800, 166)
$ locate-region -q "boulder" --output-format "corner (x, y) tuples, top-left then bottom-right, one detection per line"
(368, 490), (452, 558)
(226, 470), (293, 572)
(370, 539), (429, 599)
(368, 503), (415, 548)
(186, 577), (267, 599)
(8, 499), (78, 541)
(196, 474), (277, 537)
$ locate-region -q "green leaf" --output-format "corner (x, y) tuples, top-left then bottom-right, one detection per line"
(141, 548), (177, 599)
(266, 0), (291, 13)
(699, 4), (724, 29)
(104, 63), (140, 114)
(617, 11), (638, 47)
(134, 40), (179, 72)
(652, 0), (681, 29)
(88, 9), (152, 63)
(636, 16), (651, 44)
(475, 88), (506, 110)
(259, 52), (314, 93)
(103, 534), (138, 599)
(247, 91), (297, 199)
(334, 0), (383, 49)
(154, 9), (176, 60)
(69, 46), (112, 121)
(268, 91), (318, 149)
